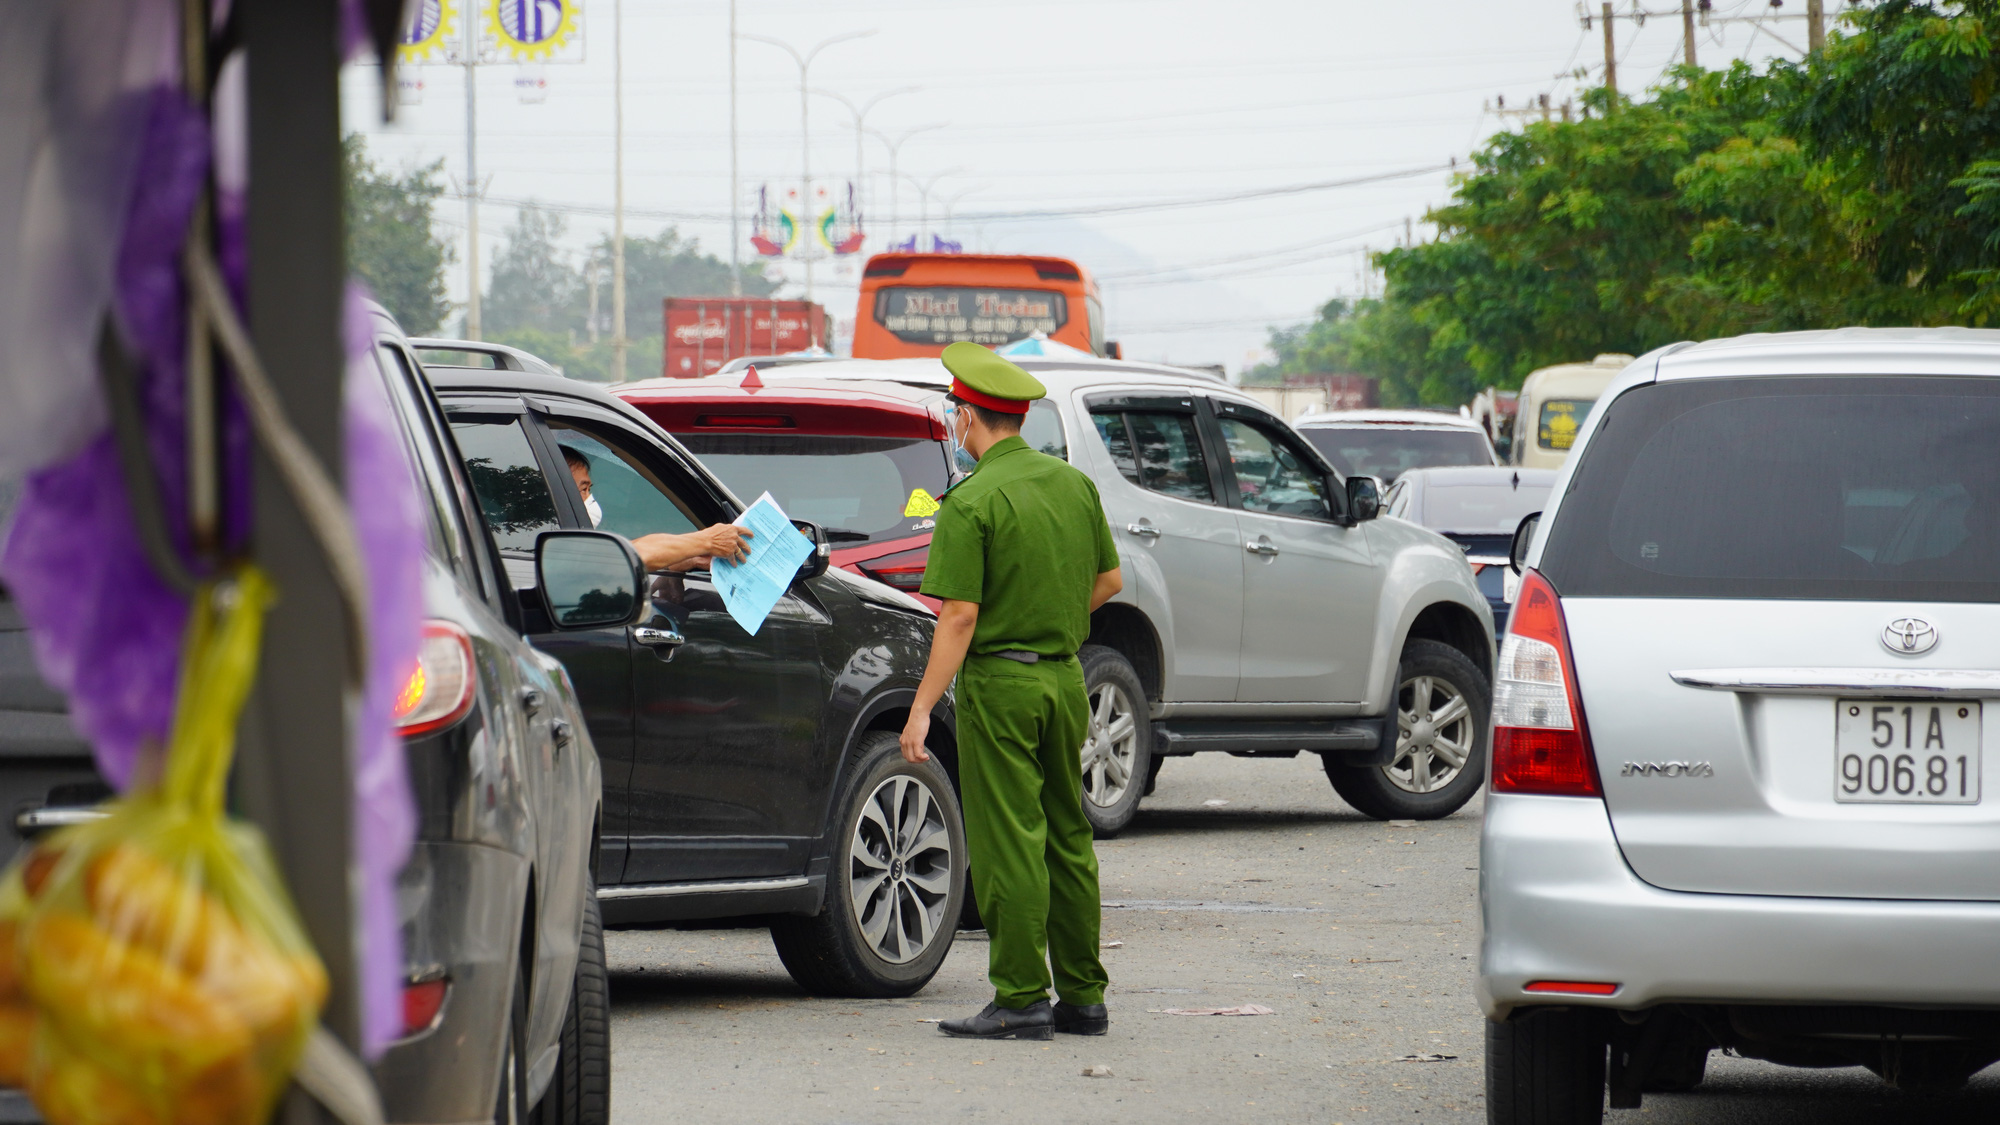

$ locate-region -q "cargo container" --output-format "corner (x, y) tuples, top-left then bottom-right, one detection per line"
(661, 296), (829, 379)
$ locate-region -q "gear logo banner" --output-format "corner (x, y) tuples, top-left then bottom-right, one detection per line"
(486, 0), (584, 63)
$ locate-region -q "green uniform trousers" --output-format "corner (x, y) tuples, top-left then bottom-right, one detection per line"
(958, 653), (1109, 1010)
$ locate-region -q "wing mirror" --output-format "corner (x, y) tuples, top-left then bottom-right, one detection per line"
(1345, 475), (1384, 522)
(536, 531), (646, 629)
(1510, 512), (1542, 575)
(792, 520), (831, 581)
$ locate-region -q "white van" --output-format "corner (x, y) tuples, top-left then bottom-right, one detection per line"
(1510, 354), (1633, 469)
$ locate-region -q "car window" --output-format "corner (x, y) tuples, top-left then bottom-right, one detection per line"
(450, 415), (562, 553)
(1385, 478), (1411, 519)
(1299, 426), (1492, 481)
(1127, 412), (1213, 502)
(1092, 412), (1137, 484)
(676, 432), (948, 546)
(1218, 419), (1329, 518)
(1022, 399), (1068, 460)
(373, 346), (463, 568)
(547, 423), (701, 541)
(1541, 376), (2000, 602)
(1537, 399), (1594, 451)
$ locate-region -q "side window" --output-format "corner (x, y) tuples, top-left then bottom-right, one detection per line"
(1023, 399), (1068, 460)
(1218, 419), (1329, 519)
(546, 422), (702, 542)
(1127, 411), (1213, 503)
(449, 415), (562, 553)
(373, 346), (459, 566)
(1092, 412), (1137, 485)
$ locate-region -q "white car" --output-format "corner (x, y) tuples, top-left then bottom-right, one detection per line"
(1292, 408), (1500, 485)
(757, 356), (1497, 832)
(1484, 329), (2000, 1118)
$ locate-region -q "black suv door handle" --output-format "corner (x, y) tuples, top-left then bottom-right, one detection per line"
(632, 625), (686, 649)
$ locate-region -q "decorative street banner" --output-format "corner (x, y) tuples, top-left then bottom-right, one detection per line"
(397, 0), (459, 64)
(486, 0), (585, 63)
(750, 182), (862, 259)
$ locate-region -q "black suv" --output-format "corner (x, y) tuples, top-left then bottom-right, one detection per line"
(422, 359), (968, 997)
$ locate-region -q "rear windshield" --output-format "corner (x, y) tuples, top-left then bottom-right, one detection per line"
(675, 433), (951, 546)
(1542, 376), (2000, 602)
(1419, 481), (1553, 535)
(1300, 426), (1492, 481)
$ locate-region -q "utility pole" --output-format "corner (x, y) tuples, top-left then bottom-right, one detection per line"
(867, 122), (945, 248)
(1807, 0), (1826, 51)
(1682, 0), (1698, 68)
(612, 0), (626, 382)
(1602, 2), (1617, 103)
(462, 8), (481, 339)
(815, 86), (920, 255)
(728, 0), (741, 296)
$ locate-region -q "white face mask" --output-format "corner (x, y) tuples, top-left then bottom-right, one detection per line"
(584, 494), (604, 528)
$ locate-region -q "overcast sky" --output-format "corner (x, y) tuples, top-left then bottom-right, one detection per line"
(342, 0), (1851, 376)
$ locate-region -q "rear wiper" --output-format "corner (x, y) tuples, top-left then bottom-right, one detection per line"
(820, 527), (872, 542)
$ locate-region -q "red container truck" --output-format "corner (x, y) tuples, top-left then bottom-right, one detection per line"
(661, 297), (828, 379)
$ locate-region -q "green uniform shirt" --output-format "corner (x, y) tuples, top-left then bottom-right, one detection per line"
(919, 435), (1120, 657)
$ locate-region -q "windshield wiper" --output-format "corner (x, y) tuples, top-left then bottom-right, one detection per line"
(820, 527), (872, 542)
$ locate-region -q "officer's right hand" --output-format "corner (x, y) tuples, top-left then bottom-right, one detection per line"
(899, 709), (931, 763)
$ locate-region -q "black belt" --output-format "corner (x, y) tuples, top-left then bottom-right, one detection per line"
(990, 650), (1071, 664)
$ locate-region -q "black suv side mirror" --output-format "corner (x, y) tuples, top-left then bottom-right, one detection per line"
(792, 520), (831, 582)
(536, 531), (646, 629)
(1510, 512), (1542, 574)
(1345, 475), (1384, 522)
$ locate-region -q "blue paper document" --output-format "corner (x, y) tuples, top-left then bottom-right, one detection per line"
(711, 491), (814, 635)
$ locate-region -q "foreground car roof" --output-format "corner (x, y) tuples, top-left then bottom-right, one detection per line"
(1654, 326), (2000, 380)
(1293, 408), (1478, 429)
(613, 375), (947, 439)
(763, 355), (1226, 389)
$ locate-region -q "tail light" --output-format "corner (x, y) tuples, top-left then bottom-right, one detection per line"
(395, 621), (476, 737)
(858, 546), (928, 593)
(1490, 569), (1601, 797)
(1524, 980), (1619, 996)
(401, 971), (450, 1036)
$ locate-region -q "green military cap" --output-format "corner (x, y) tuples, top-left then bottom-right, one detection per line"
(942, 341), (1046, 414)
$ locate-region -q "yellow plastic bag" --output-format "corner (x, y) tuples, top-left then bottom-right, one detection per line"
(0, 569), (328, 1125)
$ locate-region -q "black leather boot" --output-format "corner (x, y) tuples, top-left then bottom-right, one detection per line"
(938, 1000), (1054, 1040)
(1053, 1001), (1109, 1035)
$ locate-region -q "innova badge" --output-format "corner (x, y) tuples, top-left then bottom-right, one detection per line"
(1883, 617), (1939, 655)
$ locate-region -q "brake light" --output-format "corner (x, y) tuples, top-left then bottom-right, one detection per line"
(858, 546), (929, 592)
(402, 975), (450, 1035)
(395, 621), (476, 737)
(1490, 569), (1600, 797)
(1524, 980), (1618, 996)
(694, 413), (793, 428)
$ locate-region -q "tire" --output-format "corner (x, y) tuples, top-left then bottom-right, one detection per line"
(1078, 645), (1151, 838)
(770, 732), (966, 997)
(531, 882), (610, 1125)
(1326, 639), (1488, 821)
(1487, 1009), (1608, 1125)
(494, 949), (530, 1125)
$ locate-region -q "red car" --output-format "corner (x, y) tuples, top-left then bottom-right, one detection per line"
(615, 370), (956, 609)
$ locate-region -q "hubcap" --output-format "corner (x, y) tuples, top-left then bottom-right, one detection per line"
(1080, 680), (1139, 809)
(848, 775), (954, 965)
(1386, 674), (1472, 794)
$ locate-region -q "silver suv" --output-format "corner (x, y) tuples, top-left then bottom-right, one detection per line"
(770, 356), (1496, 833)
(1483, 328), (2000, 1118)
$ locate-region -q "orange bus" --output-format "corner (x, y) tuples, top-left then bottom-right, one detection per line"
(851, 252), (1107, 359)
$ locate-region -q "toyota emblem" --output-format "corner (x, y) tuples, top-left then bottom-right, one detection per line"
(1883, 617), (1939, 655)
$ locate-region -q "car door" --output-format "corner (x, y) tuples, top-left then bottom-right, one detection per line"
(444, 395), (638, 886)
(535, 403), (829, 885)
(1209, 401), (1382, 704)
(1083, 391), (1240, 702)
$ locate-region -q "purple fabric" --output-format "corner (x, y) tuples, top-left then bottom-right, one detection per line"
(342, 285), (422, 1058)
(1, 89), (211, 788)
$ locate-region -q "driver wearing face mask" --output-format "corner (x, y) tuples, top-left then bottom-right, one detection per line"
(561, 445), (751, 572)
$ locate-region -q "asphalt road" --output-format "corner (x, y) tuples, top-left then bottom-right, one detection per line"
(604, 752), (2000, 1124)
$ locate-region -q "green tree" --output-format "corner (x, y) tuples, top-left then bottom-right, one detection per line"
(484, 203), (582, 337)
(343, 134), (453, 335)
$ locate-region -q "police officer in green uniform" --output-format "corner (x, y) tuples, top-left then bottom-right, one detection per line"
(899, 342), (1125, 1041)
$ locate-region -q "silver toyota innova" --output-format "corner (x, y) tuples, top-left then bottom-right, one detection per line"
(1482, 328), (2000, 1120)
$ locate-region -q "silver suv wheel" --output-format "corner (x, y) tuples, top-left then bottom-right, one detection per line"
(1082, 680), (1139, 809)
(1386, 673), (1474, 794)
(850, 775), (954, 965)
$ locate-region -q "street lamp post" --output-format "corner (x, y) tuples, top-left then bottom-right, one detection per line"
(902, 167), (962, 248)
(813, 85), (919, 253)
(937, 184), (985, 246)
(866, 122), (946, 249)
(740, 29), (876, 304)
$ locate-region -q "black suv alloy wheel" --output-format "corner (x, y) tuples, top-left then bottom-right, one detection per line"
(771, 732), (967, 997)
